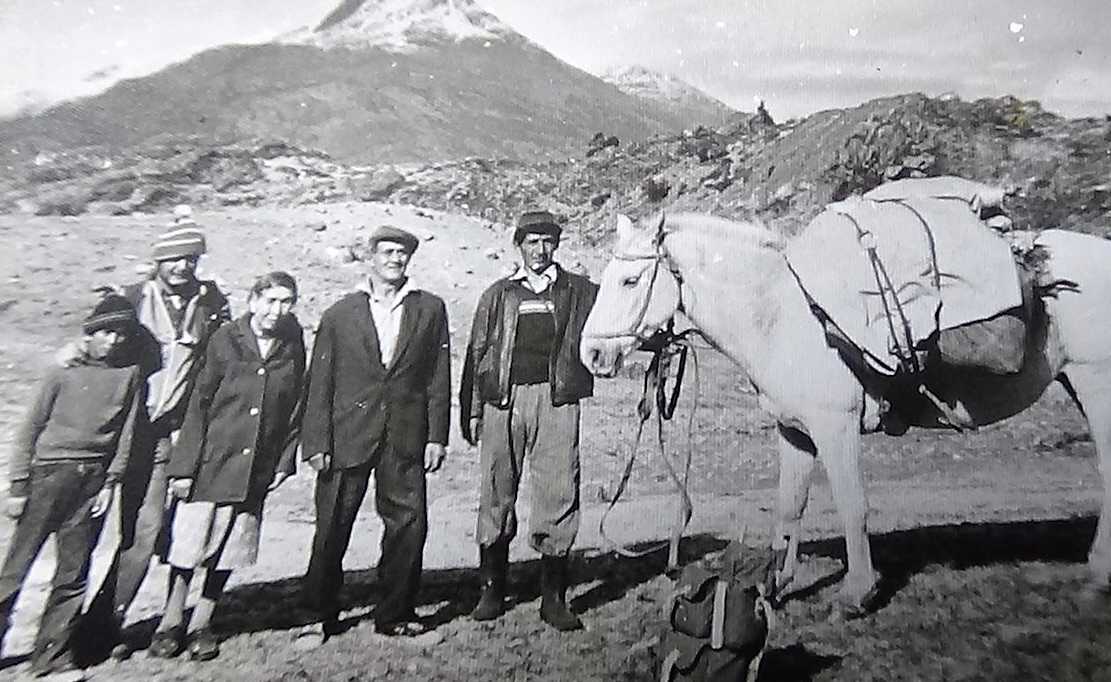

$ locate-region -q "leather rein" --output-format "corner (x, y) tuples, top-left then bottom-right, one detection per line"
(597, 239), (701, 568)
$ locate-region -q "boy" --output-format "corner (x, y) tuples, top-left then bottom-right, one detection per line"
(0, 295), (145, 681)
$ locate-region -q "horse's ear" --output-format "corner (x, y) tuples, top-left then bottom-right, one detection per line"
(615, 214), (635, 240)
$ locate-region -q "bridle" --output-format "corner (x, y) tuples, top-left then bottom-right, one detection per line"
(595, 217), (702, 569)
(590, 225), (683, 342)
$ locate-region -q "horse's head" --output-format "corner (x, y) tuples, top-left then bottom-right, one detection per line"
(581, 213), (682, 377)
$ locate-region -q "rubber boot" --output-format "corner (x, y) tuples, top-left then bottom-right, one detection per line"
(471, 541), (509, 621)
(539, 554), (583, 631)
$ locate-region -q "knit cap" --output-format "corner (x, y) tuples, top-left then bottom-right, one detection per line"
(83, 294), (138, 334)
(153, 205), (206, 261)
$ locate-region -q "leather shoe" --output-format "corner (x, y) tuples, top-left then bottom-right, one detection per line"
(188, 628), (220, 661)
(148, 626), (186, 659)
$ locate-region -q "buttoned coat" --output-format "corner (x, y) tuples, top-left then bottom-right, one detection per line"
(168, 314), (306, 505)
(301, 289), (451, 470)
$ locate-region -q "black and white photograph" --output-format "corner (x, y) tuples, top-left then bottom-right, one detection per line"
(1, 1), (1110, 680)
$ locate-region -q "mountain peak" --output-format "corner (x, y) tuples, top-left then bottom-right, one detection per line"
(289, 0), (513, 51)
(602, 65), (736, 127)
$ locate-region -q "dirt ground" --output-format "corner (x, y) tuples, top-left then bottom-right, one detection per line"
(0, 206), (1109, 681)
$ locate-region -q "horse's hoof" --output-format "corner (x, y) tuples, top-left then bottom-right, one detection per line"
(829, 582), (879, 622)
(827, 598), (868, 623)
(773, 571), (794, 600)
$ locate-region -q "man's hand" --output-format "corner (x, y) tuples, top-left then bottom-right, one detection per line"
(169, 478), (193, 500)
(91, 486), (114, 518)
(5, 496), (26, 519)
(467, 417), (483, 446)
(269, 471), (291, 491)
(424, 443), (447, 473)
(307, 453), (331, 473)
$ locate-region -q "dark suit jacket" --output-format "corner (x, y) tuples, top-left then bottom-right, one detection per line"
(301, 289), (451, 469)
(168, 314), (306, 504)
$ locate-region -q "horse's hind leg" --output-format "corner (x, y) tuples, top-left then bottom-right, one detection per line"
(773, 423), (817, 594)
(1059, 364), (1111, 588)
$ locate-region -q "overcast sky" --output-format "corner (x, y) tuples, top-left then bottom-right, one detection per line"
(1, 0), (1109, 120)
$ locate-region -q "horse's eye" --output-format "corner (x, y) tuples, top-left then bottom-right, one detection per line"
(622, 274), (641, 287)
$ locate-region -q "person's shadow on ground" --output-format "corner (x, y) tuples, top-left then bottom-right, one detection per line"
(62, 515), (1099, 678)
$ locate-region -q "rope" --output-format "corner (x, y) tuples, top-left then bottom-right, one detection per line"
(599, 327), (700, 562)
(840, 210), (921, 374)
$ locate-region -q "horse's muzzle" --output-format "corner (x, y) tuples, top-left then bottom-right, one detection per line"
(580, 335), (636, 378)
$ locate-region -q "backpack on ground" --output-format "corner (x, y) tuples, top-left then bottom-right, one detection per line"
(657, 540), (775, 682)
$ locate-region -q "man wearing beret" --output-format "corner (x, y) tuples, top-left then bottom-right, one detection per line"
(297, 225), (450, 645)
(460, 210), (598, 630)
(80, 211), (231, 658)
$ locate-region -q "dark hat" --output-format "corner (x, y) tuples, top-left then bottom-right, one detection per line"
(514, 210), (562, 243)
(152, 225), (207, 262)
(368, 225), (420, 253)
(84, 295), (138, 334)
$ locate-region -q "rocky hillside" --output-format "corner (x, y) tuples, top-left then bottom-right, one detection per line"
(0, 0), (687, 164)
(602, 66), (736, 129)
(2, 93), (1109, 243)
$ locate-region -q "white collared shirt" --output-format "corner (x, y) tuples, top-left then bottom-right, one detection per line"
(254, 334), (275, 360)
(362, 278), (417, 366)
(510, 263), (559, 294)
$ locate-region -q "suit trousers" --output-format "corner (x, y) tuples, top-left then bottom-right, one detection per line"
(0, 462), (105, 675)
(477, 382), (581, 556)
(302, 438), (428, 627)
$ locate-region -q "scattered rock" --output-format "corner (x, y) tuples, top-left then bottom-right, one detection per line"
(590, 191), (611, 208)
(586, 132), (620, 157)
(644, 175), (670, 202)
(350, 166), (406, 202)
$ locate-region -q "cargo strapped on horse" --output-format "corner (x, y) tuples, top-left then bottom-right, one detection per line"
(784, 176), (1037, 431)
(786, 176), (1027, 379)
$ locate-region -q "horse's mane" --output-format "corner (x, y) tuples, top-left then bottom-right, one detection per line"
(664, 212), (786, 252)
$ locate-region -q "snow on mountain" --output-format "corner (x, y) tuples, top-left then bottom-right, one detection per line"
(0, 0), (689, 163)
(603, 65), (736, 127)
(288, 0), (514, 51)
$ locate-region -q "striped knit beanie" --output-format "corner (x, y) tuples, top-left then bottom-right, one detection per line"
(152, 223), (207, 262)
(84, 294), (138, 334)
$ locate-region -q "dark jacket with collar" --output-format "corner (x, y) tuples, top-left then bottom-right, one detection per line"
(459, 266), (597, 442)
(301, 289), (451, 470)
(168, 314), (305, 504)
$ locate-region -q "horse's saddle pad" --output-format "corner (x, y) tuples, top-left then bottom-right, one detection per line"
(785, 176), (1023, 375)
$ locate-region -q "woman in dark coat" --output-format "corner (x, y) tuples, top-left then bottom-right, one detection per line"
(149, 272), (305, 661)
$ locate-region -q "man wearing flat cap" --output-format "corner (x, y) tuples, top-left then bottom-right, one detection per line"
(80, 209), (231, 658)
(297, 224), (450, 645)
(460, 210), (597, 630)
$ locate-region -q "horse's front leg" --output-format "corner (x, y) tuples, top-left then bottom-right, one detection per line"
(812, 414), (878, 617)
(773, 423), (817, 596)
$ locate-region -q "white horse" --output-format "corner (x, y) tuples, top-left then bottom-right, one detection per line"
(580, 211), (1111, 615)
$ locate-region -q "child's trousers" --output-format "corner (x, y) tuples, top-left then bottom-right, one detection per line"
(0, 460), (105, 675)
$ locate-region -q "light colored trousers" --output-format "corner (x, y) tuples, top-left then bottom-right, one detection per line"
(477, 382), (581, 556)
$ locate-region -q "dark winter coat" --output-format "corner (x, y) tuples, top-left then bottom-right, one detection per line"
(168, 314), (305, 505)
(301, 289), (451, 469)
